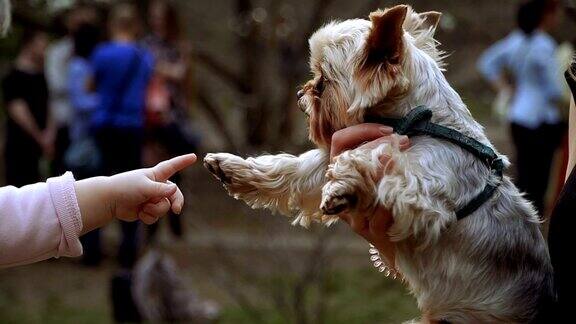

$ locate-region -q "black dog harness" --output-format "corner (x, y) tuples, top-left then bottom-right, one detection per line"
(365, 106), (505, 220)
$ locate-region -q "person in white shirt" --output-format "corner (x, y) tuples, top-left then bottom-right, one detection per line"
(45, 5), (98, 175)
(478, 0), (566, 216)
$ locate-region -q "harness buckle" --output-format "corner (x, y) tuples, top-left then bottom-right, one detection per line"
(489, 157), (505, 174)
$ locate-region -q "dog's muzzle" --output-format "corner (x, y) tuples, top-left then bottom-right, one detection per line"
(297, 89), (305, 99)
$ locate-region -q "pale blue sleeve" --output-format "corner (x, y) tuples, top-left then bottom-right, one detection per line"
(534, 45), (563, 102)
(478, 38), (511, 83)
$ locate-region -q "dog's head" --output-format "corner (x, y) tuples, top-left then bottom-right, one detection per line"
(298, 5), (443, 147)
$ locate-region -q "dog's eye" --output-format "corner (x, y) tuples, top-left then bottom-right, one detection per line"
(315, 77), (327, 95)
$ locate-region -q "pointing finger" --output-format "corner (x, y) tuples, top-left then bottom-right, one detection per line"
(152, 153), (197, 182)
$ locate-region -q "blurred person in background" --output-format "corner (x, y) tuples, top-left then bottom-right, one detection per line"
(68, 22), (102, 266)
(90, 4), (154, 321)
(0, 0), (10, 36)
(45, 4), (98, 176)
(478, 0), (566, 217)
(1, 28), (53, 187)
(142, 0), (198, 242)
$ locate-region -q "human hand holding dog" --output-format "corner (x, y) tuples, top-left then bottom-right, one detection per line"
(75, 154), (197, 235)
(330, 124), (410, 265)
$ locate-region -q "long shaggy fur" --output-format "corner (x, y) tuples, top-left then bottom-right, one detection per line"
(204, 5), (553, 323)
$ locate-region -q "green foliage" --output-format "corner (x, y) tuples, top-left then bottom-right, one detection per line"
(218, 268), (418, 324)
(0, 286), (110, 324)
(0, 265), (417, 324)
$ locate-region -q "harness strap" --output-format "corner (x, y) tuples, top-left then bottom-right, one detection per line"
(365, 106), (505, 220)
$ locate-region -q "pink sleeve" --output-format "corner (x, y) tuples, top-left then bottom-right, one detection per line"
(0, 172), (83, 268)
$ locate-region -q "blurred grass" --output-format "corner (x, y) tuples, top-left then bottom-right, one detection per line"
(0, 261), (417, 324)
(220, 268), (417, 324)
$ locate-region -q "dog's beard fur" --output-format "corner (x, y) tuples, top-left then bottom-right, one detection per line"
(205, 5), (554, 323)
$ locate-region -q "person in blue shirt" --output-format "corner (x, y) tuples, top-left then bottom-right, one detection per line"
(91, 9), (154, 134)
(91, 4), (153, 263)
(90, 4), (154, 321)
(69, 23), (100, 154)
(478, 0), (565, 216)
(92, 4), (154, 266)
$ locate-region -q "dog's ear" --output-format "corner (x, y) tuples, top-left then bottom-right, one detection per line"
(419, 11), (442, 31)
(365, 5), (408, 65)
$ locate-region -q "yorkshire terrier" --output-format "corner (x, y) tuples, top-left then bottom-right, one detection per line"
(204, 5), (553, 323)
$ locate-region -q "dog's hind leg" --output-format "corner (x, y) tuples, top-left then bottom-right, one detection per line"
(204, 149), (329, 226)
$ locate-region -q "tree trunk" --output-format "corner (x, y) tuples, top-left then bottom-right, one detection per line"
(236, 0), (269, 148)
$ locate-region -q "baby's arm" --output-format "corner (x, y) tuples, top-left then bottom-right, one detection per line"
(0, 173), (82, 268)
(0, 154), (196, 268)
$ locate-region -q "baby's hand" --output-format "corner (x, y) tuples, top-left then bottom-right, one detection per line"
(76, 154), (197, 235)
(108, 154), (197, 224)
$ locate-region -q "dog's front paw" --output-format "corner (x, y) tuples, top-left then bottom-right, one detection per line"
(320, 181), (358, 215)
(203, 153), (257, 196)
(204, 153), (235, 184)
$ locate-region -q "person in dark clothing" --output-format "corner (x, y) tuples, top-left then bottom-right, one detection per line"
(2, 29), (53, 187)
(478, 0), (565, 216)
(91, 4), (154, 270)
(545, 62), (576, 322)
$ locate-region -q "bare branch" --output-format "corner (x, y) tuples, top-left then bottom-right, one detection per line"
(354, 0), (386, 18)
(195, 85), (238, 150)
(192, 50), (249, 93)
(212, 270), (266, 323)
(297, 0), (336, 52)
(292, 230), (332, 324)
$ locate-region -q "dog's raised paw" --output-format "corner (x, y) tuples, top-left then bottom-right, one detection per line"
(203, 153), (233, 184)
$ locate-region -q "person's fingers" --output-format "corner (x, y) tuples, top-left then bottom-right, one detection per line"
(356, 134), (410, 152)
(349, 214), (370, 237)
(368, 207), (394, 239)
(337, 208), (393, 247)
(337, 212), (352, 225)
(144, 179), (178, 199)
(357, 136), (393, 151)
(398, 135), (410, 150)
(330, 124), (393, 159)
(139, 212), (159, 225)
(152, 153), (197, 182)
(356, 135), (409, 180)
(138, 200), (170, 224)
(141, 198), (171, 218)
(168, 184), (185, 214)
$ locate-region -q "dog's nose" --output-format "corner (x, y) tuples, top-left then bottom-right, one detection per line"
(297, 89), (305, 100)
